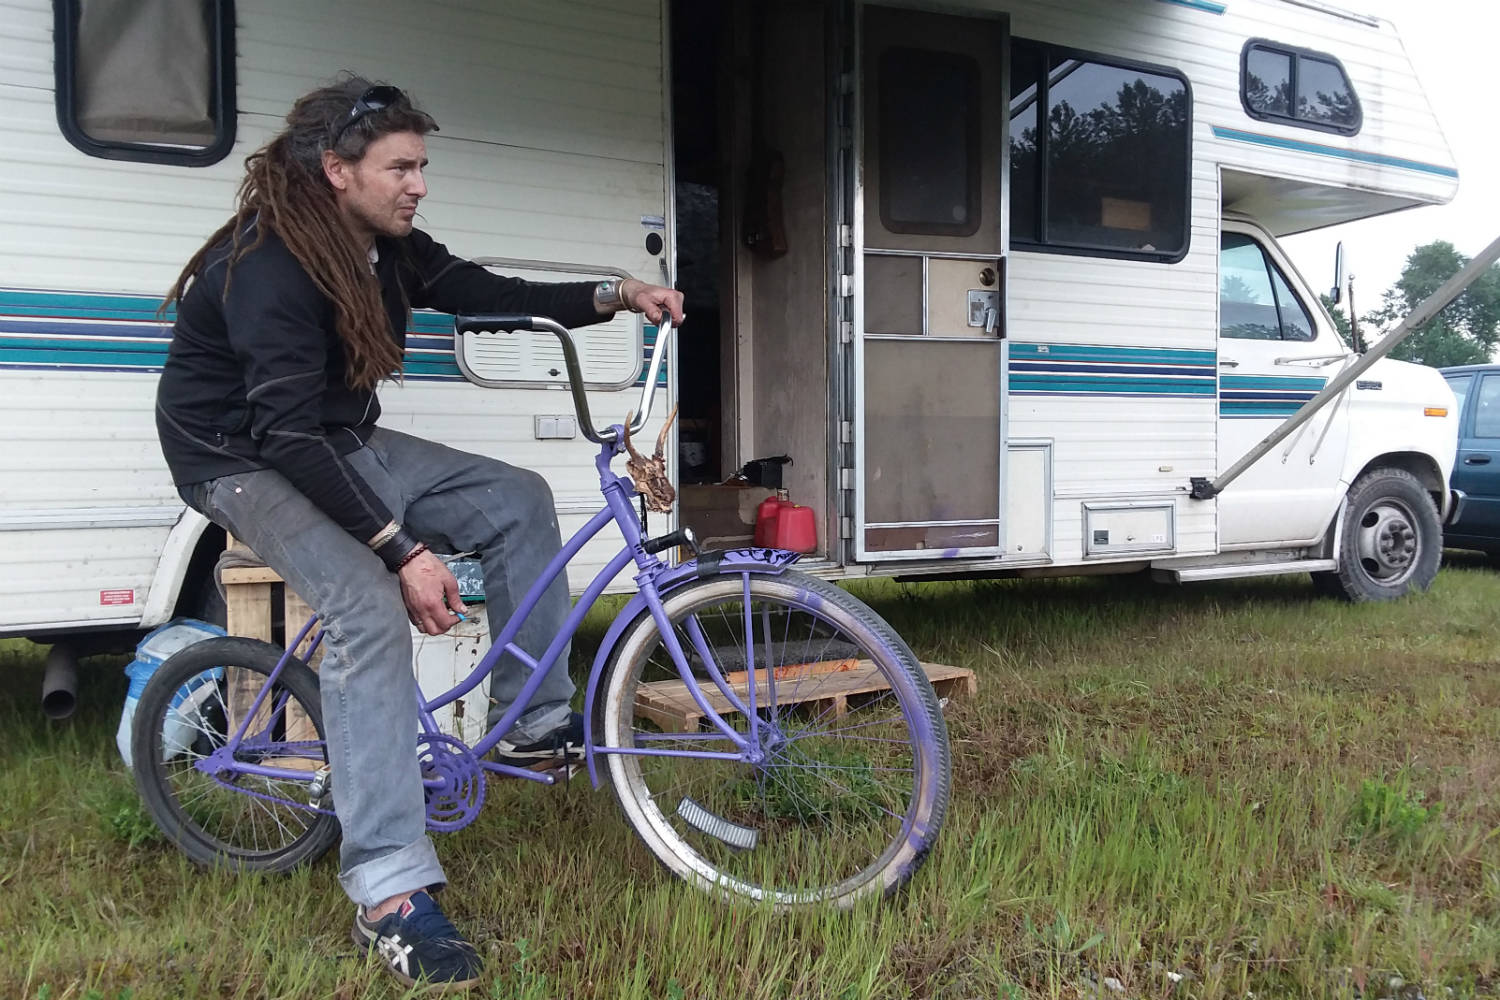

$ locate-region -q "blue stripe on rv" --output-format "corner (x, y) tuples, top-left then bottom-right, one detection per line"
(1211, 126), (1459, 178)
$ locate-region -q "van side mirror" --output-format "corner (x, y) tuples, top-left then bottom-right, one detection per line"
(1329, 242), (1345, 305)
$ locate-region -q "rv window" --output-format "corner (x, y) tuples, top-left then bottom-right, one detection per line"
(877, 48), (981, 236)
(1008, 39), (1189, 262)
(54, 0), (236, 166)
(1242, 41), (1360, 135)
(1219, 233), (1315, 342)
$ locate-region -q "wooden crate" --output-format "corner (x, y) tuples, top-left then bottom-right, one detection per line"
(634, 660), (975, 733)
(220, 544), (321, 760)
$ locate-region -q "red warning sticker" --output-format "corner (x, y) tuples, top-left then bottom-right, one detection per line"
(99, 589), (135, 606)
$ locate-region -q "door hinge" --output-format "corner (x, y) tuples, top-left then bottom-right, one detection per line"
(840, 515), (854, 540)
(840, 468), (856, 491)
(839, 274), (854, 297)
(838, 224), (852, 248)
(839, 420), (853, 444)
(840, 320), (853, 344)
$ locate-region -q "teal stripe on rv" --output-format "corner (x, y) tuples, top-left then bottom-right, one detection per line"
(1009, 342), (1217, 398)
(0, 289), (659, 386)
(1155, 0), (1226, 13)
(1211, 126), (1459, 178)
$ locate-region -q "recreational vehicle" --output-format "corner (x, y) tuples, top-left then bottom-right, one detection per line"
(1, 0), (1462, 661)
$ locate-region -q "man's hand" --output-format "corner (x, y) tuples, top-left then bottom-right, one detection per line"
(620, 279), (686, 326)
(397, 549), (465, 635)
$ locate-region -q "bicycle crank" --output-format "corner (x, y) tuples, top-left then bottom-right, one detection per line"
(416, 732), (486, 832)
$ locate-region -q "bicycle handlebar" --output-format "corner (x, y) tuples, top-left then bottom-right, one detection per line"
(454, 313), (674, 446)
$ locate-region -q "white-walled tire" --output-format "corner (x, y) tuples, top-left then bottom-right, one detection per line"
(1312, 468), (1442, 602)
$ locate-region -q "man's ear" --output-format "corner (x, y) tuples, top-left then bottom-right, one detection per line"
(322, 149), (350, 191)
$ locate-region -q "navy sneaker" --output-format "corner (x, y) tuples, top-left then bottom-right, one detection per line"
(491, 711), (585, 769)
(352, 890), (482, 990)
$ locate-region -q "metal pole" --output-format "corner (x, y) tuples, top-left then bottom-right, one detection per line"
(1192, 232), (1500, 500)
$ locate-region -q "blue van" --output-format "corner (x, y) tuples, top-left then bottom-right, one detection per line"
(1440, 364), (1500, 562)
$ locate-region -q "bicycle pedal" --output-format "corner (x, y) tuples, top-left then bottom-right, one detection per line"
(528, 758), (581, 781)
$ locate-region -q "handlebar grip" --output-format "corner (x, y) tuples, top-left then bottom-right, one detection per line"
(455, 314), (536, 335)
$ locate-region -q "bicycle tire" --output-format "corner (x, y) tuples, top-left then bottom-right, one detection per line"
(597, 571), (950, 907)
(131, 636), (340, 872)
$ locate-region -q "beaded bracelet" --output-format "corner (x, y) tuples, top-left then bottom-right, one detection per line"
(396, 542), (429, 570)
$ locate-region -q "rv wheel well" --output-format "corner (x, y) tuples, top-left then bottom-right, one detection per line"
(172, 522), (228, 625)
(1354, 453), (1445, 505)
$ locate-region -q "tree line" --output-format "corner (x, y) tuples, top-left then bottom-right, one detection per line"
(1321, 241), (1500, 368)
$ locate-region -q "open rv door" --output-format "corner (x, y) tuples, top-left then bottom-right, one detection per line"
(853, 5), (1008, 561)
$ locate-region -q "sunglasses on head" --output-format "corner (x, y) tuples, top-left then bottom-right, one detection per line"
(332, 84), (404, 145)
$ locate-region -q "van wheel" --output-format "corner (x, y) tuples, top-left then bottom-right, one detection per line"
(1311, 468), (1441, 602)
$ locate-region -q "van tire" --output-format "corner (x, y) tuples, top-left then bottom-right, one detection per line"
(1311, 468), (1441, 602)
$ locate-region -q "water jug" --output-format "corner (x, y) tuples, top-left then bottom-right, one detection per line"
(116, 618), (226, 768)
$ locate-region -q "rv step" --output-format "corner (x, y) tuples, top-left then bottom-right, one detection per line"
(1156, 559), (1337, 583)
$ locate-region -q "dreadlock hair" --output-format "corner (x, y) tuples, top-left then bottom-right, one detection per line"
(164, 75), (438, 391)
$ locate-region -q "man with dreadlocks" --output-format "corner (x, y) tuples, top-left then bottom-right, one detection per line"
(155, 77), (684, 989)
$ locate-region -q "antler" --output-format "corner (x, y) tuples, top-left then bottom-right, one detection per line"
(622, 412), (646, 463)
(654, 404), (679, 461)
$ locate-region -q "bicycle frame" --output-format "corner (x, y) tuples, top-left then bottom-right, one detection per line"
(207, 315), (803, 794)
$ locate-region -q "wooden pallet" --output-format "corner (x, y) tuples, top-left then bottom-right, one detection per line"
(634, 660), (975, 733)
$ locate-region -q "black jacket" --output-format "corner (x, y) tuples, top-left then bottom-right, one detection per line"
(156, 223), (602, 541)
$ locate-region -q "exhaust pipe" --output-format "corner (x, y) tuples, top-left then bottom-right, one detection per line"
(41, 642), (79, 720)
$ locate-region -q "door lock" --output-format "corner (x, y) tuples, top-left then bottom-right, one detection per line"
(967, 290), (1000, 330)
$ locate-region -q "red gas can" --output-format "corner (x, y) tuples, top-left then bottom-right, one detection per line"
(772, 504), (817, 553)
(754, 492), (790, 547)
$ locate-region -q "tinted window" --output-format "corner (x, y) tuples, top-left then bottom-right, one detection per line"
(1008, 43), (1043, 245)
(54, 0), (236, 166)
(878, 48), (980, 236)
(1476, 375), (1500, 439)
(1220, 233), (1315, 342)
(1445, 374), (1474, 422)
(1242, 41), (1360, 135)
(1009, 39), (1190, 261)
(1244, 48), (1290, 117)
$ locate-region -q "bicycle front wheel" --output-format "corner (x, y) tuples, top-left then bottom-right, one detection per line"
(131, 637), (340, 872)
(598, 571), (950, 907)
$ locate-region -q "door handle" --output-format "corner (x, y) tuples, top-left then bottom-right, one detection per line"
(1218, 359), (1239, 368)
(1464, 455), (1492, 465)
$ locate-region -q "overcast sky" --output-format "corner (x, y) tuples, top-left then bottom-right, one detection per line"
(1281, 0), (1498, 327)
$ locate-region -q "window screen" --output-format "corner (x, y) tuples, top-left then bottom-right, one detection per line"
(54, 0), (236, 166)
(1242, 41), (1360, 135)
(877, 47), (980, 236)
(1008, 39), (1190, 261)
(1220, 233), (1315, 342)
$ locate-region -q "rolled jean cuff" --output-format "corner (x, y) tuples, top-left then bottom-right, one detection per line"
(337, 836), (447, 909)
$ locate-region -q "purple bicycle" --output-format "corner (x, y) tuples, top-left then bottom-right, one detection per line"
(130, 315), (951, 907)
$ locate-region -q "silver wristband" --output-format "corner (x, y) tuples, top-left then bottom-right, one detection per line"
(594, 279), (626, 312)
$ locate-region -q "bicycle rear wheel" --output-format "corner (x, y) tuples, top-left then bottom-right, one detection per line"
(598, 571), (950, 907)
(131, 636), (339, 872)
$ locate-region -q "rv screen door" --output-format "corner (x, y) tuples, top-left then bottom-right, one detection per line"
(855, 5), (1006, 560)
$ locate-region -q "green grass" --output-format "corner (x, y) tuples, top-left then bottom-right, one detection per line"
(4, 556), (1499, 999)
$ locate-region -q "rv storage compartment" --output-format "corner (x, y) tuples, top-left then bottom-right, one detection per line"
(1082, 502), (1176, 558)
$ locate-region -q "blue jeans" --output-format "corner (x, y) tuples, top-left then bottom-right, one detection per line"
(183, 427), (574, 907)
